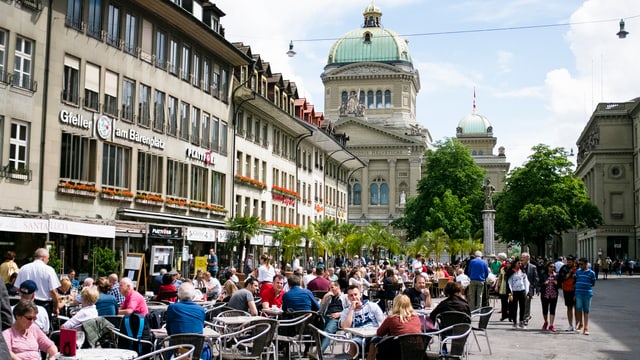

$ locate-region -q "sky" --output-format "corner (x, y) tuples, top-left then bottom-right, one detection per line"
(219, 0), (640, 169)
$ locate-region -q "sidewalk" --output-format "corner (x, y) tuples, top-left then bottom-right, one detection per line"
(469, 275), (640, 360)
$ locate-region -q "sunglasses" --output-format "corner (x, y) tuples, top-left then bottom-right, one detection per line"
(22, 315), (36, 321)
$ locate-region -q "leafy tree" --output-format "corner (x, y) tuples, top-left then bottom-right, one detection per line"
(313, 219), (336, 263)
(495, 144), (603, 253)
(226, 216), (262, 272)
(395, 139), (486, 241)
(361, 222), (402, 266)
(89, 247), (120, 277)
(425, 228), (449, 263)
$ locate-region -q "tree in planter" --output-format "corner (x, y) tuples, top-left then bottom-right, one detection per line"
(88, 247), (120, 278)
(47, 246), (63, 275)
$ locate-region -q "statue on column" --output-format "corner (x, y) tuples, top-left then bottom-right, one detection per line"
(400, 191), (406, 205)
(483, 179), (495, 210)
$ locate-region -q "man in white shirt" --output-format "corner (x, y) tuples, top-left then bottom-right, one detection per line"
(12, 280), (50, 334)
(292, 255), (301, 273)
(228, 267), (239, 284)
(203, 271), (222, 298)
(15, 248), (61, 316)
(412, 254), (424, 274)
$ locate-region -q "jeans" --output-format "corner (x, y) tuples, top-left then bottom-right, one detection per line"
(321, 317), (340, 352)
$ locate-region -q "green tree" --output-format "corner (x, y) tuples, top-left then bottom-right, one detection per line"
(426, 189), (474, 240)
(89, 247), (120, 277)
(226, 216), (262, 272)
(395, 139), (486, 241)
(313, 219), (336, 263)
(425, 228), (449, 263)
(495, 144), (603, 253)
(361, 222), (402, 266)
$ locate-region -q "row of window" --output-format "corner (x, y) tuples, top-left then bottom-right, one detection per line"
(61, 55), (229, 151)
(0, 29), (36, 91)
(347, 180), (408, 206)
(60, 132), (226, 205)
(66, 1), (230, 99)
(342, 89), (393, 109)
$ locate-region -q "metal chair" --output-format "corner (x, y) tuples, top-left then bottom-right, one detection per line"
(217, 323), (271, 359)
(308, 324), (360, 360)
(134, 344), (195, 360)
(434, 311), (472, 330)
(383, 283), (403, 313)
(160, 333), (206, 359)
(376, 333), (433, 360)
(106, 327), (154, 355)
(470, 306), (494, 354)
(216, 309), (250, 318)
(275, 312), (313, 359)
(425, 323), (472, 360)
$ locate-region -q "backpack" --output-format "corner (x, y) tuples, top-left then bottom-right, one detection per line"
(119, 313), (152, 354)
(145, 308), (165, 330)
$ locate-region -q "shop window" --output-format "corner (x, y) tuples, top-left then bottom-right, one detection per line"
(60, 133), (96, 182)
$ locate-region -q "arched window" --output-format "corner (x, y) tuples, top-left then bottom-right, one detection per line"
(380, 183), (389, 205)
(369, 183), (379, 205)
(353, 183), (361, 205)
(367, 91), (374, 109)
(376, 90), (382, 108)
(364, 32), (371, 43)
(341, 91), (348, 106)
(384, 90), (391, 108)
(359, 90), (365, 105)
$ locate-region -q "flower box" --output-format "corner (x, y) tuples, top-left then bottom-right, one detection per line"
(166, 203), (188, 210)
(57, 186), (98, 198)
(135, 198), (164, 207)
(234, 174), (266, 190)
(101, 193), (134, 202)
(190, 206), (209, 214)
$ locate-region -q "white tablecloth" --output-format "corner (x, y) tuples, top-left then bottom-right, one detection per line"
(56, 348), (138, 360)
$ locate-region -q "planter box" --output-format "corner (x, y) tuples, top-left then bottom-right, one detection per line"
(101, 193), (133, 202)
(135, 198), (164, 206)
(8, 173), (29, 181)
(166, 203), (188, 210)
(190, 207), (209, 214)
(57, 187), (97, 198)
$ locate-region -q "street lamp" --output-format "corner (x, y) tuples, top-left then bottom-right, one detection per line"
(617, 19), (629, 39)
(286, 40), (296, 57)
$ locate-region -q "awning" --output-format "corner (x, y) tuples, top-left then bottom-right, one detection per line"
(49, 219), (115, 238)
(0, 216), (48, 233)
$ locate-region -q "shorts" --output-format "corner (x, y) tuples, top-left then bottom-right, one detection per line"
(563, 290), (575, 307)
(575, 293), (592, 313)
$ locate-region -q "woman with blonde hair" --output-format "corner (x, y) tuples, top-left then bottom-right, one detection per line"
(368, 295), (421, 360)
(220, 280), (238, 302)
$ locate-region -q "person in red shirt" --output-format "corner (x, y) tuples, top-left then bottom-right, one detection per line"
(261, 274), (285, 309)
(118, 277), (149, 316)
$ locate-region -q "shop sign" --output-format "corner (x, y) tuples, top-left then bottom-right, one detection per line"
(186, 227), (216, 242)
(114, 127), (166, 150)
(186, 147), (215, 166)
(148, 224), (183, 240)
(0, 216), (48, 233)
(59, 109), (92, 130)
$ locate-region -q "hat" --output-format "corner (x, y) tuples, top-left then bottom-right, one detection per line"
(19, 280), (38, 295)
(168, 270), (179, 275)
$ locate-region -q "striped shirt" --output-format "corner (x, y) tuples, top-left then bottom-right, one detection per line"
(575, 268), (596, 295)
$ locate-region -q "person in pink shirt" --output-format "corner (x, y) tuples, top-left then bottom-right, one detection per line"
(3, 300), (57, 360)
(117, 277), (149, 316)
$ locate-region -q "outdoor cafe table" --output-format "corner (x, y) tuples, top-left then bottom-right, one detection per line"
(212, 315), (261, 328)
(261, 307), (283, 318)
(146, 303), (168, 312)
(56, 348), (137, 359)
(150, 327), (220, 341)
(344, 326), (379, 360)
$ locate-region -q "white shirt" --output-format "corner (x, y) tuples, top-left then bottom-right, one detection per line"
(302, 274), (316, 287)
(412, 259), (423, 272)
(205, 277), (222, 295)
(292, 258), (301, 272)
(258, 265), (275, 283)
(229, 274), (239, 284)
(62, 305), (98, 330)
(12, 303), (50, 334)
(15, 259), (61, 301)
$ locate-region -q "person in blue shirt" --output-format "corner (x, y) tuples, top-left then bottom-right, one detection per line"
(467, 251), (490, 311)
(574, 258), (596, 335)
(282, 274), (319, 312)
(207, 249), (219, 278)
(165, 282), (205, 335)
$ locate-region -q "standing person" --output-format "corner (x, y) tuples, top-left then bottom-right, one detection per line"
(107, 274), (125, 306)
(319, 281), (349, 353)
(244, 254), (254, 277)
(3, 300), (58, 360)
(15, 248), (60, 317)
(467, 251), (490, 311)
(165, 283), (205, 335)
(558, 255), (578, 331)
(601, 257), (610, 280)
(496, 259), (513, 321)
(575, 258), (597, 335)
(521, 252), (539, 325)
(540, 262), (559, 332)
(507, 258), (530, 329)
(117, 278), (148, 316)
(292, 255), (302, 273)
(257, 253), (275, 300)
(0, 251), (19, 286)
(207, 248), (218, 279)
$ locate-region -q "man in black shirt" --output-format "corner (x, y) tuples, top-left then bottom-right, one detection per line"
(319, 281), (349, 353)
(403, 274), (433, 309)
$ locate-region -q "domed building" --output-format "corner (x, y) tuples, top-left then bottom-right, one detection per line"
(455, 97), (510, 192)
(322, 2), (433, 228)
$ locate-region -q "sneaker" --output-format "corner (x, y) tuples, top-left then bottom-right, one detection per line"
(518, 321), (525, 329)
(542, 322), (548, 330)
(576, 323), (583, 331)
(523, 320), (528, 326)
(566, 325), (575, 332)
(549, 325), (557, 332)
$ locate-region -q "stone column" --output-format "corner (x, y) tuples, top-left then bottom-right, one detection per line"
(361, 161), (369, 214)
(482, 209), (496, 256)
(388, 159), (396, 211)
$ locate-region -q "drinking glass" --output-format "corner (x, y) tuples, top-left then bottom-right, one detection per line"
(76, 330), (85, 350)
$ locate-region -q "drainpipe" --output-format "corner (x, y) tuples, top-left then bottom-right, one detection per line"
(38, 0), (54, 213)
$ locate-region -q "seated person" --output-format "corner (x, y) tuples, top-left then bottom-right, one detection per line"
(370, 294), (422, 360)
(220, 280), (238, 302)
(429, 282), (471, 325)
(455, 268), (471, 290)
(95, 277), (119, 316)
(61, 287), (99, 330)
(12, 280), (49, 334)
(403, 274), (433, 310)
(319, 281), (349, 353)
(282, 274), (319, 312)
(261, 274), (285, 310)
(155, 273), (177, 302)
(203, 271), (222, 299)
(165, 283), (205, 335)
(3, 300), (57, 360)
(118, 277), (149, 316)
(227, 279), (259, 316)
(340, 285), (385, 358)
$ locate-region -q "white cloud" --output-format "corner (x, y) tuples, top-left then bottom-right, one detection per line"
(417, 61), (477, 93)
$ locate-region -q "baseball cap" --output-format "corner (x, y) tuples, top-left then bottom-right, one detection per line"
(19, 280), (38, 295)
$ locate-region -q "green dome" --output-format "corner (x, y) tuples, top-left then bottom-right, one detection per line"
(457, 110), (493, 135)
(326, 3), (412, 65)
